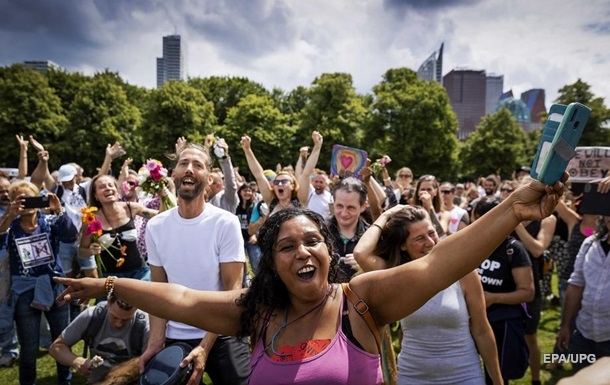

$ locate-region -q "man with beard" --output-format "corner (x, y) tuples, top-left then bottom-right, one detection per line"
(140, 142), (250, 385)
(305, 170), (333, 219)
(470, 175), (499, 222)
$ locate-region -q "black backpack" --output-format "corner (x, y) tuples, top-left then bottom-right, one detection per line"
(82, 301), (147, 358)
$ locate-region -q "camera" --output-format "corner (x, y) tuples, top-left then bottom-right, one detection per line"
(22, 196), (50, 209)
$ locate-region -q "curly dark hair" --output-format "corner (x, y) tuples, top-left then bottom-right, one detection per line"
(372, 206), (429, 268)
(236, 207), (340, 339)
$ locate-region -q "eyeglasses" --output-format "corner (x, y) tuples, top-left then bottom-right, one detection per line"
(398, 174), (412, 179)
(273, 179), (292, 186)
(500, 188), (514, 193)
(440, 190), (453, 194)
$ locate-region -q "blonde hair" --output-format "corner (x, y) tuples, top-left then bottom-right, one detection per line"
(9, 181), (39, 200)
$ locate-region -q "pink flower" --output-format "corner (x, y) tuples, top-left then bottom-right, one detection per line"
(146, 159), (160, 172)
(150, 168), (163, 182)
(85, 220), (103, 236)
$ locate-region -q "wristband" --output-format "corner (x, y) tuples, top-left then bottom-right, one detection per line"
(383, 178), (391, 182)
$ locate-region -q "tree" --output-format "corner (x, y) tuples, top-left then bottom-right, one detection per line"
(297, 73), (368, 169)
(460, 107), (529, 179)
(188, 76), (270, 127)
(554, 79), (610, 146)
(45, 68), (89, 113)
(364, 67), (459, 181)
(140, 81), (215, 161)
(0, 64), (68, 170)
(62, 73), (141, 174)
(221, 94), (295, 175)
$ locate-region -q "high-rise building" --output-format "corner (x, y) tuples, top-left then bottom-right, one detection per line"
(443, 69), (487, 139)
(521, 89), (546, 125)
(485, 74), (504, 114)
(156, 35), (186, 87)
(417, 43), (444, 84)
(22, 60), (63, 72)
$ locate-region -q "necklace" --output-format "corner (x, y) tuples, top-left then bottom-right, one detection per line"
(267, 284), (334, 358)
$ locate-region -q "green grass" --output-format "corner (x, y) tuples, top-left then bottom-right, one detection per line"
(0, 274), (574, 384)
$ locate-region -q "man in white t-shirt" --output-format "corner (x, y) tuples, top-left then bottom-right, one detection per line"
(440, 182), (470, 235)
(142, 142), (249, 385)
(306, 170), (333, 218)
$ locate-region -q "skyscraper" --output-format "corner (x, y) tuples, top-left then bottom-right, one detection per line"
(156, 35), (186, 87)
(417, 43), (444, 84)
(485, 74), (504, 114)
(443, 69), (487, 139)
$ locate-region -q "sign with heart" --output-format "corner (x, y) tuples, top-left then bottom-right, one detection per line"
(330, 145), (368, 179)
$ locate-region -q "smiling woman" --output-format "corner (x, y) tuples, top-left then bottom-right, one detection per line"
(54, 175), (568, 385)
(78, 175), (160, 285)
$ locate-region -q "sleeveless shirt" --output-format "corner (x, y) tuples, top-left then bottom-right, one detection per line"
(248, 292), (383, 385)
(397, 281), (485, 385)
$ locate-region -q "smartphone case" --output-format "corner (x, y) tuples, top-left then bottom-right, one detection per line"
(535, 102), (591, 185)
(530, 104), (567, 180)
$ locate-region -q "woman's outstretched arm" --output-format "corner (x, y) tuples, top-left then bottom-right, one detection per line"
(54, 277), (246, 336)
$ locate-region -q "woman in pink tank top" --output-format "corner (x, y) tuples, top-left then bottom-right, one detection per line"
(55, 176), (567, 385)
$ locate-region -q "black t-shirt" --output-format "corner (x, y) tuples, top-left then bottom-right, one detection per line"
(477, 237), (531, 322)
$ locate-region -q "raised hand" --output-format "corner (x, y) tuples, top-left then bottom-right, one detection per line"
(240, 136), (252, 151)
(106, 142), (125, 159)
(16, 135), (29, 151)
(175, 136), (187, 153)
(312, 131), (323, 147)
(29, 135), (45, 152)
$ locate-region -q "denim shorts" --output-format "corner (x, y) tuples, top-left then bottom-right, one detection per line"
(58, 241), (96, 274)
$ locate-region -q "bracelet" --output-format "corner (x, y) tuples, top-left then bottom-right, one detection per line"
(372, 223), (384, 231)
(383, 178), (391, 182)
(105, 276), (118, 299)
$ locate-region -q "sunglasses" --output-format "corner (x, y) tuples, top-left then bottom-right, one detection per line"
(500, 188), (514, 193)
(126, 181), (137, 187)
(273, 179), (292, 186)
(440, 190), (453, 194)
(398, 174), (412, 178)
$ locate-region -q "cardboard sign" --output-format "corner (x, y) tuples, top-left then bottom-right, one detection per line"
(567, 147), (610, 182)
(330, 145), (367, 179)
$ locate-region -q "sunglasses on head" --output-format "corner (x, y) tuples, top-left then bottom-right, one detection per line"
(273, 179), (292, 186)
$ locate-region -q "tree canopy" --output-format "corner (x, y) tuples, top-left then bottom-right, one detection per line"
(0, 65), (608, 183)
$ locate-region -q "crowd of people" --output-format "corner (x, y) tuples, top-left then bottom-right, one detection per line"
(0, 132), (609, 385)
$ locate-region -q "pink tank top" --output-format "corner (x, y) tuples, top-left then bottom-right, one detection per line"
(248, 293), (383, 385)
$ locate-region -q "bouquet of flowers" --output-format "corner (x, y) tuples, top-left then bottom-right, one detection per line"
(80, 207), (127, 276)
(371, 155), (392, 175)
(137, 159), (175, 208)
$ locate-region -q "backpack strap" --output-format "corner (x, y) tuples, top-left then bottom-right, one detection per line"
(129, 311), (147, 356)
(82, 302), (108, 358)
(341, 283), (382, 355)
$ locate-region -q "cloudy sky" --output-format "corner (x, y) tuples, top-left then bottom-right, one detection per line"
(1, 0), (609, 106)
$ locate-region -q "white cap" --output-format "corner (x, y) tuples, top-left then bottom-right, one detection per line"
(57, 164), (77, 182)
